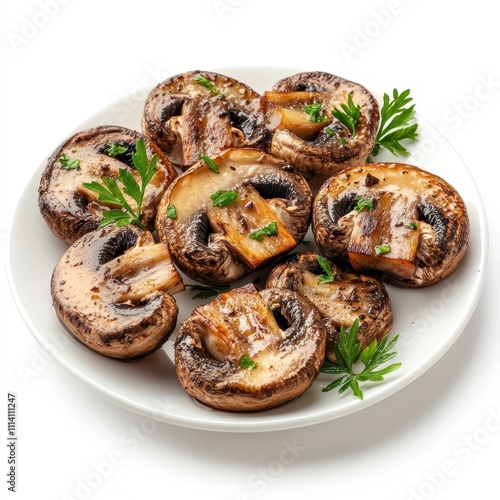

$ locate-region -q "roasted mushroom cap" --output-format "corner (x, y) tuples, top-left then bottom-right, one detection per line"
(263, 71), (380, 184)
(51, 224), (183, 360)
(313, 162), (470, 287)
(142, 70), (270, 170)
(174, 283), (326, 412)
(156, 148), (312, 285)
(38, 125), (177, 244)
(266, 252), (393, 362)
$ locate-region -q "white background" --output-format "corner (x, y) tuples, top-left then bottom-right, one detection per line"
(1, 1), (499, 499)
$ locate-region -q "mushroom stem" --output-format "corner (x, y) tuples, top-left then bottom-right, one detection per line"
(264, 90), (331, 140)
(191, 284), (283, 365)
(207, 184), (297, 269)
(348, 192), (420, 279)
(104, 242), (184, 302)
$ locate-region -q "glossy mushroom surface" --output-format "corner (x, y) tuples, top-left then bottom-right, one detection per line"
(155, 148), (312, 285)
(312, 162), (470, 287)
(263, 71), (379, 184)
(266, 252), (393, 362)
(51, 224), (183, 360)
(174, 284), (327, 412)
(38, 125), (177, 244)
(142, 70), (270, 170)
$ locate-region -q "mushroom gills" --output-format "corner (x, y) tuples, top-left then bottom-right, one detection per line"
(193, 284), (283, 366)
(206, 184), (297, 269)
(347, 191), (420, 279)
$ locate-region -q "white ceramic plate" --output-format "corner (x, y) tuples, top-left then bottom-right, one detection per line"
(7, 67), (488, 432)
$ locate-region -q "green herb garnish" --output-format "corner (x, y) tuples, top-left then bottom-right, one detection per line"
(303, 102), (328, 123)
(316, 255), (335, 285)
(332, 93), (360, 136)
(320, 319), (401, 399)
(354, 196), (375, 211)
(405, 222), (418, 230)
(372, 89), (418, 157)
(167, 204), (177, 219)
(82, 138), (157, 229)
(249, 221), (278, 241)
(107, 141), (129, 157)
(192, 74), (224, 98)
(325, 126), (348, 146)
(210, 189), (239, 207)
(239, 355), (258, 371)
(375, 244), (391, 256)
(201, 155), (220, 173)
(59, 153), (80, 170)
(185, 284), (231, 300)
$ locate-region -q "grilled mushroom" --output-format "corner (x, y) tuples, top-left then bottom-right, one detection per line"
(156, 148), (312, 285)
(312, 162), (470, 287)
(263, 71), (379, 184)
(142, 70), (270, 170)
(174, 283), (326, 412)
(38, 125), (177, 244)
(51, 224), (184, 360)
(266, 252), (393, 362)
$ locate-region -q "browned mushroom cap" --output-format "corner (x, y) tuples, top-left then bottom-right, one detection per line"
(263, 71), (379, 184)
(155, 148), (312, 286)
(142, 70), (270, 171)
(51, 224), (184, 361)
(38, 125), (177, 244)
(266, 252), (393, 363)
(174, 283), (326, 412)
(312, 162), (470, 287)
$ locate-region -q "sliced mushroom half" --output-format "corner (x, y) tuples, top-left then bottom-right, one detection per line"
(312, 162), (470, 287)
(38, 125), (177, 244)
(142, 70), (270, 170)
(51, 224), (184, 360)
(174, 283), (326, 412)
(155, 148), (312, 285)
(266, 252), (393, 362)
(263, 71), (379, 183)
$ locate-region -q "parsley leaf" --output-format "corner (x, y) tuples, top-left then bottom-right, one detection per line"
(405, 222), (418, 230)
(239, 355), (258, 370)
(332, 93), (361, 136)
(201, 155), (220, 173)
(59, 153), (80, 170)
(210, 190), (238, 207)
(249, 221), (278, 241)
(82, 138), (157, 229)
(321, 319), (402, 399)
(185, 284), (231, 300)
(192, 74), (224, 98)
(167, 204), (177, 219)
(354, 196), (375, 211)
(375, 245), (391, 256)
(372, 89), (418, 157)
(316, 255), (335, 285)
(106, 141), (129, 157)
(303, 102), (328, 123)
